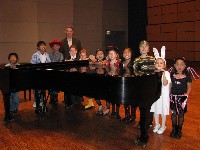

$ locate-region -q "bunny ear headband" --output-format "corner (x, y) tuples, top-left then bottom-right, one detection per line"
(153, 46), (166, 63)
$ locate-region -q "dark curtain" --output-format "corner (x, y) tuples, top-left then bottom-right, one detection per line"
(128, 0), (147, 58)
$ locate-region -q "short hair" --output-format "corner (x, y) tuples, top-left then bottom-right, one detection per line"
(80, 49), (87, 56)
(95, 49), (104, 55)
(37, 41), (46, 47)
(69, 45), (77, 50)
(65, 26), (73, 31)
(8, 53), (18, 60)
(139, 40), (149, 47)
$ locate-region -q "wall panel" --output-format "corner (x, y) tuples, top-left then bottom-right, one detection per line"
(147, 0), (161, 7)
(162, 4), (177, 15)
(177, 11), (196, 22)
(161, 13), (178, 23)
(147, 1), (200, 61)
(178, 1), (195, 13)
(177, 42), (195, 51)
(161, 24), (177, 33)
(177, 32), (195, 41)
(146, 25), (160, 33)
(161, 33), (177, 41)
(148, 15), (161, 24)
(148, 7), (161, 16)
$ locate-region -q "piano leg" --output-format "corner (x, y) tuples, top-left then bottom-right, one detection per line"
(2, 91), (14, 122)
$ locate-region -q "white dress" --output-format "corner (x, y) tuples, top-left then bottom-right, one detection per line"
(150, 71), (171, 115)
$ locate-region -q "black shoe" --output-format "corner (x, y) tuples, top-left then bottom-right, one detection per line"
(65, 104), (73, 110)
(13, 109), (18, 113)
(4, 115), (14, 122)
(110, 112), (116, 118)
(175, 129), (182, 139)
(127, 116), (135, 123)
(121, 116), (129, 122)
(49, 101), (58, 105)
(137, 123), (141, 129)
(170, 131), (176, 138)
(35, 108), (42, 114)
(115, 114), (121, 119)
(170, 127), (176, 138)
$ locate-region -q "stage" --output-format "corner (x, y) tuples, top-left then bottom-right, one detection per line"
(0, 69), (199, 150)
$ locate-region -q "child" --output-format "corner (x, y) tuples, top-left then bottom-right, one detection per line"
(66, 45), (79, 61)
(133, 40), (155, 144)
(121, 48), (136, 123)
(105, 46), (121, 119)
(150, 46), (171, 134)
(79, 49), (89, 60)
(79, 49), (95, 109)
(169, 57), (192, 139)
(134, 40), (155, 70)
(31, 41), (51, 64)
(105, 46), (121, 68)
(5, 53), (20, 113)
(64, 45), (83, 109)
(89, 49), (109, 115)
(49, 39), (63, 62)
(89, 49), (107, 65)
(48, 39), (64, 105)
(134, 40), (155, 128)
(31, 41), (51, 109)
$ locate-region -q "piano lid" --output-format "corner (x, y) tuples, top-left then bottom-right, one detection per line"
(7, 60), (157, 78)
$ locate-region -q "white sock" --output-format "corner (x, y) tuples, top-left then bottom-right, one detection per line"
(154, 113), (159, 126)
(161, 115), (166, 128)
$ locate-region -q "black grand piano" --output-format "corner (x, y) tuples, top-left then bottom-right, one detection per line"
(0, 60), (161, 143)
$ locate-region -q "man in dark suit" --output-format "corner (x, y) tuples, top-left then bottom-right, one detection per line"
(60, 28), (83, 109)
(60, 26), (82, 60)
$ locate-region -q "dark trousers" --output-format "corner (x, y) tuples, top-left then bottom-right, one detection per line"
(139, 106), (151, 143)
(64, 92), (83, 106)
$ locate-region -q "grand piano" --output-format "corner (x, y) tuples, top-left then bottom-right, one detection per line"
(0, 60), (162, 145)
(0, 60), (161, 122)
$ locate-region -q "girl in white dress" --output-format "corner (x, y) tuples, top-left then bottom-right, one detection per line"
(150, 46), (171, 134)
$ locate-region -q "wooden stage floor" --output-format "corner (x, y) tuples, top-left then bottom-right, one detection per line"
(0, 68), (200, 150)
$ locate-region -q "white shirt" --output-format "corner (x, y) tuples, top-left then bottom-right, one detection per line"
(39, 53), (47, 63)
(67, 37), (72, 47)
(70, 54), (76, 60)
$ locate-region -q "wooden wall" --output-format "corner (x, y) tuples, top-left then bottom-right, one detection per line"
(147, 0), (200, 61)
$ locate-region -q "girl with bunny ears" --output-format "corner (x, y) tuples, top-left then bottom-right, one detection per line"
(150, 46), (172, 134)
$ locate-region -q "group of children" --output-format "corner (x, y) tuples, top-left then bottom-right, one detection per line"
(5, 39), (194, 140)
(135, 40), (192, 140)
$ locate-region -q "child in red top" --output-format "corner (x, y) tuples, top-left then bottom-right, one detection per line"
(105, 46), (121, 119)
(105, 46), (121, 68)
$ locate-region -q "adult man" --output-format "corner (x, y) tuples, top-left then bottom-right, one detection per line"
(60, 26), (83, 109)
(60, 26), (82, 59)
